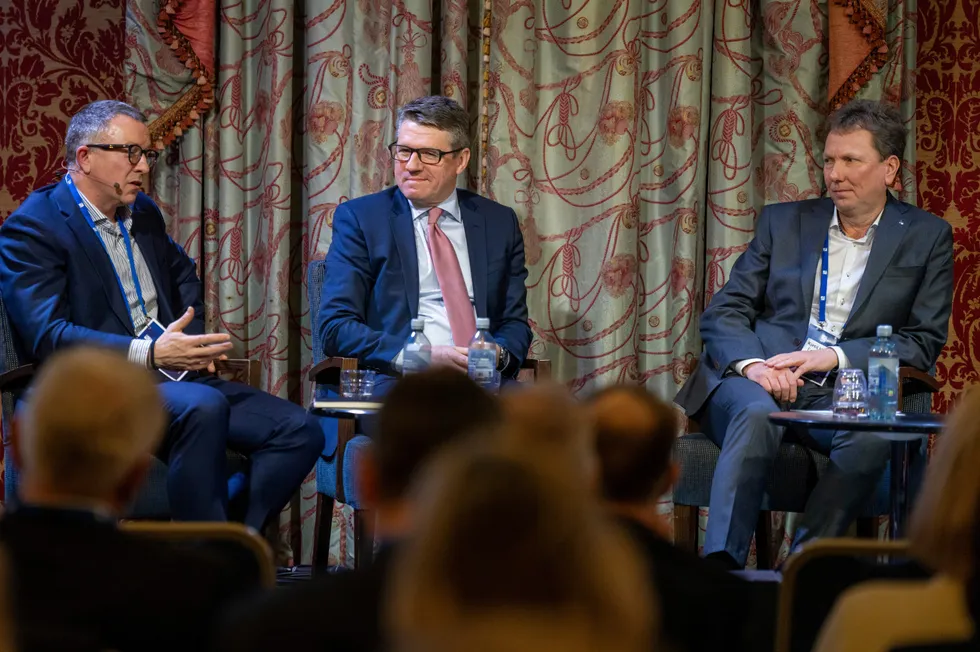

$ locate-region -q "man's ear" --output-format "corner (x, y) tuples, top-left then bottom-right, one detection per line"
(355, 448), (380, 510)
(884, 154), (901, 189)
(454, 148), (471, 176)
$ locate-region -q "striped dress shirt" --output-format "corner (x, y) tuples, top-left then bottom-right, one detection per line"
(77, 188), (159, 368)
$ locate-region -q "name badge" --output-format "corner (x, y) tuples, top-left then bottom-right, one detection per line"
(800, 322), (839, 387)
(137, 318), (188, 382)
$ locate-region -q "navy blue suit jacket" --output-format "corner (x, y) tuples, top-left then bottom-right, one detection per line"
(674, 195), (954, 417)
(318, 186), (532, 377)
(0, 179), (204, 364)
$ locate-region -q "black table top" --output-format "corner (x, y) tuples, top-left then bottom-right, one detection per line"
(769, 410), (944, 435)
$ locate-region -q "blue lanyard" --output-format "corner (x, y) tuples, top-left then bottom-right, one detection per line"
(64, 175), (148, 329)
(819, 233), (829, 324)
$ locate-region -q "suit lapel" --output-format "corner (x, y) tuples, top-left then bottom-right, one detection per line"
(390, 189), (420, 317)
(55, 180), (135, 334)
(799, 198), (834, 311)
(847, 195), (909, 326)
(459, 195), (487, 318)
(127, 205), (175, 324)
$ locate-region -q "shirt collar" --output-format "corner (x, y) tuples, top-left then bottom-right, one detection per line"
(830, 206), (883, 242)
(410, 190), (461, 224)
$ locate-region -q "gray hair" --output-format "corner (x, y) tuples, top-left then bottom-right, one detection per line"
(396, 95), (471, 151)
(826, 99), (907, 162)
(65, 100), (146, 166)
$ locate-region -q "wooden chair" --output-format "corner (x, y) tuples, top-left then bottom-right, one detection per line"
(671, 366), (939, 569)
(121, 521), (276, 589)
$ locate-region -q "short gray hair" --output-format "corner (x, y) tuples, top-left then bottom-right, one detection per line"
(396, 95), (471, 151)
(65, 100), (146, 166)
(826, 99), (907, 163)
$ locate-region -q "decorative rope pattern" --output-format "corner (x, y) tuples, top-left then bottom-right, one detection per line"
(830, 0), (889, 110)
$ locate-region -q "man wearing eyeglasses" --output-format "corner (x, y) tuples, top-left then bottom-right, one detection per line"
(318, 95), (531, 398)
(0, 100), (324, 530)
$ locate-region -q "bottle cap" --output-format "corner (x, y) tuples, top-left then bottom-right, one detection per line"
(876, 324), (893, 337)
(475, 318), (491, 330)
(411, 318), (426, 330)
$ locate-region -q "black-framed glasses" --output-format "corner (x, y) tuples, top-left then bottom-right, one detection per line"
(388, 142), (465, 165)
(85, 143), (160, 167)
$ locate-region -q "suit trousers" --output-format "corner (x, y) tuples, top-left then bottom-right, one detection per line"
(697, 376), (891, 566)
(157, 375), (324, 530)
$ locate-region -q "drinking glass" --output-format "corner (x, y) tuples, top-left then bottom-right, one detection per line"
(833, 369), (868, 418)
(340, 370), (376, 399)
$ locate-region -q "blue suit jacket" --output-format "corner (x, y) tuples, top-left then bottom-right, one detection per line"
(674, 195), (954, 417)
(318, 186), (531, 377)
(0, 179), (204, 364)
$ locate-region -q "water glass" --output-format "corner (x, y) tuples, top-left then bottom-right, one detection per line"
(340, 369), (376, 399)
(833, 369), (868, 418)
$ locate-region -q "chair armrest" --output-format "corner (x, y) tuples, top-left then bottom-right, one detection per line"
(897, 366), (939, 415)
(213, 359), (261, 390)
(519, 358), (551, 382)
(0, 363), (35, 393)
(308, 357), (359, 385)
(898, 366), (940, 393)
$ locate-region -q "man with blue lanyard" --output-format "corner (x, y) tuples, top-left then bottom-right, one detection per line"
(0, 100), (324, 531)
(674, 100), (954, 570)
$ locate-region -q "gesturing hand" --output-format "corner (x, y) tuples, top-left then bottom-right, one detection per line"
(764, 348), (839, 379)
(153, 307), (233, 372)
(745, 362), (804, 404)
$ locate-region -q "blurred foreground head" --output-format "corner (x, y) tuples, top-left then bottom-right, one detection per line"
(387, 439), (656, 652)
(15, 347), (166, 514)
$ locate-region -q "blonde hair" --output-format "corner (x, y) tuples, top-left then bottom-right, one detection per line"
(498, 382), (598, 486)
(387, 440), (656, 652)
(909, 388), (980, 579)
(19, 347), (166, 499)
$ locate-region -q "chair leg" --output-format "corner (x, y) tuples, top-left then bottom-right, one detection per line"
(672, 504), (699, 554)
(755, 512), (773, 570)
(312, 493), (335, 575)
(353, 508), (374, 569)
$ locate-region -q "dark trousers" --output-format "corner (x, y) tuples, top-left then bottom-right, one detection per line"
(697, 376), (891, 566)
(157, 375), (324, 530)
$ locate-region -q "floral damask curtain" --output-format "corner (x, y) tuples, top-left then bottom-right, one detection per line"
(123, 0), (915, 565)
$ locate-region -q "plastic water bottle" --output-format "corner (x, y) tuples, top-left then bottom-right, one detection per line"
(868, 324), (899, 420)
(401, 318), (431, 375)
(468, 318), (500, 393)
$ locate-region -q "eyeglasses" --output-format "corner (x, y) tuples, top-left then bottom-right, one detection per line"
(85, 143), (160, 167)
(388, 143), (465, 165)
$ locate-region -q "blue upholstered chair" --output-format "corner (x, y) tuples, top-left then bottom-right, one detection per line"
(672, 366), (939, 569)
(0, 291), (256, 519)
(306, 259), (549, 569)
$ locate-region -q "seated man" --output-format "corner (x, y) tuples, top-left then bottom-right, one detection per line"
(318, 95), (531, 403)
(674, 99), (953, 569)
(218, 368), (502, 652)
(589, 385), (756, 652)
(0, 100), (323, 529)
(0, 348), (260, 652)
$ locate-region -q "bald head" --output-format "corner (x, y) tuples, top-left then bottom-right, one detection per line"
(588, 385), (678, 503)
(17, 347), (166, 504)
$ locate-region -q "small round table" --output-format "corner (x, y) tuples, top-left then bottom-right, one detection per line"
(309, 398), (383, 418)
(769, 410), (945, 539)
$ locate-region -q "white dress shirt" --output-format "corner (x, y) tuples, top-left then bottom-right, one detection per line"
(409, 190), (478, 347)
(735, 207), (882, 376)
(76, 185), (159, 369)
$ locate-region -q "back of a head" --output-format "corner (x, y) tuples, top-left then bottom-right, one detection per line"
(588, 385), (678, 504)
(388, 441), (655, 652)
(498, 383), (596, 484)
(18, 347), (165, 501)
(910, 387), (980, 579)
(375, 368), (501, 501)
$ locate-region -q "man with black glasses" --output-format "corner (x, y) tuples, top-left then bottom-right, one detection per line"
(317, 95), (531, 407)
(0, 100), (323, 530)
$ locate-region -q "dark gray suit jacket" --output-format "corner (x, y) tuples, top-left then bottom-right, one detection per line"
(674, 194), (953, 417)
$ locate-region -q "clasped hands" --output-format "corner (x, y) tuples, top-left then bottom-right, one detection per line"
(744, 347), (839, 404)
(429, 344), (501, 372)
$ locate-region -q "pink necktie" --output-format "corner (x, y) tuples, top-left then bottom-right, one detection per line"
(427, 207), (476, 345)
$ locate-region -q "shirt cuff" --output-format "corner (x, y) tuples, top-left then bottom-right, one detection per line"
(129, 338), (153, 370)
(830, 345), (849, 371)
(734, 358), (766, 376)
